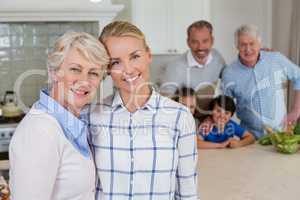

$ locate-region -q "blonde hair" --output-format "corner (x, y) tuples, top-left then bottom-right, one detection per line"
(99, 21), (149, 50)
(47, 31), (109, 85)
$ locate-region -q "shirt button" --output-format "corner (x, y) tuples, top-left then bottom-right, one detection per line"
(130, 181), (133, 185)
(131, 158), (134, 162)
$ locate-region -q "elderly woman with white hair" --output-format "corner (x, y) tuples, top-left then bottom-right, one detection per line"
(9, 32), (109, 200)
(222, 24), (300, 139)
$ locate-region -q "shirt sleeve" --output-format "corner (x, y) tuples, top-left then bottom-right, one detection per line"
(218, 57), (227, 79)
(229, 120), (246, 138)
(9, 116), (61, 200)
(175, 110), (198, 200)
(221, 68), (235, 98)
(278, 53), (300, 90)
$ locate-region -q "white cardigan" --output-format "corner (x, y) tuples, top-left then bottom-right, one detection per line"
(9, 107), (96, 200)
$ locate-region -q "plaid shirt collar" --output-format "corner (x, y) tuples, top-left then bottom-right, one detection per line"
(111, 88), (160, 113)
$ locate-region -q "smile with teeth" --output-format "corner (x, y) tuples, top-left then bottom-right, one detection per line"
(71, 88), (89, 96)
(124, 74), (141, 83)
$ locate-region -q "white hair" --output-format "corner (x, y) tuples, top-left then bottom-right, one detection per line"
(47, 31), (109, 86)
(234, 24), (262, 48)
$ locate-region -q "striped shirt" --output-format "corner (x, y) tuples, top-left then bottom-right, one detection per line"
(222, 51), (300, 138)
(89, 90), (198, 200)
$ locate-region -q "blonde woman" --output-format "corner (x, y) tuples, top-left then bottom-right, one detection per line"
(9, 32), (109, 200)
(90, 21), (198, 200)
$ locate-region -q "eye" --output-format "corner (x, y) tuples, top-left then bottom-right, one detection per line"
(131, 54), (140, 59)
(191, 40), (198, 44)
(70, 67), (81, 72)
(89, 72), (100, 77)
(111, 60), (120, 67)
(203, 39), (209, 43)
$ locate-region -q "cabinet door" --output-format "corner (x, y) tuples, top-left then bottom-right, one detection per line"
(171, 0), (210, 54)
(132, 0), (172, 54)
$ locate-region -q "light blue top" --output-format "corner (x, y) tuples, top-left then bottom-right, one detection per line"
(35, 89), (91, 157)
(222, 51), (300, 138)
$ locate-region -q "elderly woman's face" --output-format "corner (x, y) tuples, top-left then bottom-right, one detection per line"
(105, 36), (152, 96)
(238, 34), (261, 67)
(53, 48), (103, 113)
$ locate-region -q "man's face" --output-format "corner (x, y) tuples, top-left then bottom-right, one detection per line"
(187, 27), (214, 65)
(237, 34), (261, 67)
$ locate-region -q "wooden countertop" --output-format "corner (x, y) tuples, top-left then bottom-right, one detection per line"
(197, 143), (300, 200)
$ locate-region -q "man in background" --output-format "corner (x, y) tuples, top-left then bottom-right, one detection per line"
(160, 20), (226, 119)
(222, 24), (300, 139)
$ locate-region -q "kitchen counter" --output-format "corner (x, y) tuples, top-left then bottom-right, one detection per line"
(197, 143), (300, 200)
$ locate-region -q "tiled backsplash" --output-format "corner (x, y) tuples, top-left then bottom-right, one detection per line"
(0, 22), (99, 107)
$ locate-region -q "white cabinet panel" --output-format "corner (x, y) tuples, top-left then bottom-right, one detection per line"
(132, 0), (171, 54)
(172, 0), (210, 53)
(210, 0), (272, 63)
(132, 0), (210, 54)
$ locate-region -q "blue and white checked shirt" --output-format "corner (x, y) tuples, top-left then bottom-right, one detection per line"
(222, 51), (300, 138)
(89, 90), (198, 200)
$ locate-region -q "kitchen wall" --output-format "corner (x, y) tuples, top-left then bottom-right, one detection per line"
(0, 0), (296, 107)
(272, 0), (293, 56)
(210, 0), (272, 64)
(0, 22), (99, 107)
(111, 0), (274, 85)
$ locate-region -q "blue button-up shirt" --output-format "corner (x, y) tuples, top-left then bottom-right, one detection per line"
(89, 90), (198, 200)
(222, 51), (300, 138)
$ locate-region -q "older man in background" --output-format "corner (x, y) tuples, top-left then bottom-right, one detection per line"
(160, 20), (226, 119)
(222, 24), (300, 139)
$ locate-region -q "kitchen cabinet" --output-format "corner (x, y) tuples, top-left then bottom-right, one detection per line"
(132, 0), (210, 54)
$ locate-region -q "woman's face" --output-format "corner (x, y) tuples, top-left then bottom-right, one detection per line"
(105, 36), (152, 96)
(52, 48), (103, 114)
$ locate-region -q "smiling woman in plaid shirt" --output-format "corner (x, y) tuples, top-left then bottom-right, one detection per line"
(89, 21), (198, 200)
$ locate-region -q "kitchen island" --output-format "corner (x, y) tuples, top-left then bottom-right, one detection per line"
(197, 143), (300, 200)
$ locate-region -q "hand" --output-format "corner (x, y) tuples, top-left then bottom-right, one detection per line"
(281, 110), (300, 127)
(260, 47), (274, 52)
(217, 140), (230, 148)
(228, 138), (241, 148)
(198, 117), (213, 135)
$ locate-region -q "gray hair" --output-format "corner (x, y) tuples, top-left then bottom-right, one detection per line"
(47, 31), (109, 85)
(234, 24), (262, 48)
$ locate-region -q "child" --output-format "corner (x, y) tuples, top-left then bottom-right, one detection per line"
(174, 87), (197, 115)
(197, 95), (255, 149)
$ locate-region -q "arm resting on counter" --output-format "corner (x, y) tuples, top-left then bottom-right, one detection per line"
(282, 90), (300, 125)
(197, 136), (229, 149)
(228, 131), (255, 148)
